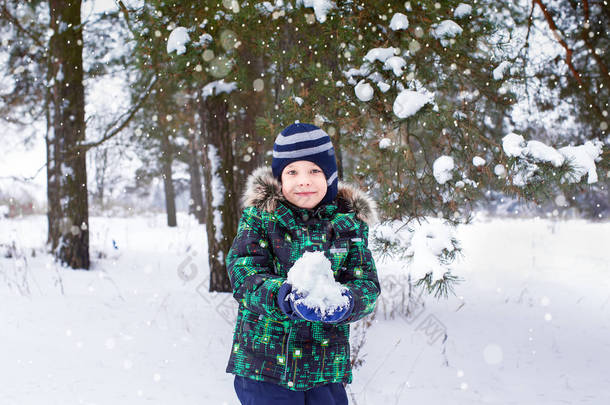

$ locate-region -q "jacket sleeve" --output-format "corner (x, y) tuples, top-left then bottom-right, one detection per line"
(337, 221), (381, 323)
(225, 207), (287, 320)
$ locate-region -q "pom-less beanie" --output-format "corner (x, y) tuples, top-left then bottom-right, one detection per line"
(271, 123), (338, 205)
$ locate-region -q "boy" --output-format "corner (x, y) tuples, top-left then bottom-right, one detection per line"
(225, 122), (380, 404)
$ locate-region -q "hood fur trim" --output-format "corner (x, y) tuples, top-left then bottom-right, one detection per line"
(241, 167), (378, 226)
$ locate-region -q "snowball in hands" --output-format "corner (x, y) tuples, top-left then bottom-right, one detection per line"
(287, 251), (349, 316)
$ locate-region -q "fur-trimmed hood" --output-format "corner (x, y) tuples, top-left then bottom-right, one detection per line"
(241, 167), (378, 226)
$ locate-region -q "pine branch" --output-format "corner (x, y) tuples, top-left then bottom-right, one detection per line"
(414, 272), (462, 299)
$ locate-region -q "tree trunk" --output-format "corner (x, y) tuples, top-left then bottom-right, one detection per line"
(46, 93), (60, 248)
(48, 0), (89, 269)
(235, 85), (265, 199)
(95, 148), (108, 211)
(188, 127), (206, 224)
(198, 93), (237, 293)
(335, 129), (344, 180)
(159, 123), (177, 227)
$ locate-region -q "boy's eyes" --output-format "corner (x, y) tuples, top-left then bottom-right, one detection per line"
(286, 169), (322, 175)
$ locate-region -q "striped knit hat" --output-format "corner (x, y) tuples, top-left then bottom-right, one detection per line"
(272, 123), (338, 206)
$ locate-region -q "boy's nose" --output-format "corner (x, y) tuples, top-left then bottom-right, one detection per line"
(298, 176), (311, 186)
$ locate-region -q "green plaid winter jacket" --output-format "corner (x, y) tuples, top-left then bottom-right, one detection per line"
(225, 167), (380, 391)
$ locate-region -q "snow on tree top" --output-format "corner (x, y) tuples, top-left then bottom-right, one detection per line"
(167, 27), (190, 55)
(431, 20), (463, 46)
(389, 13), (409, 30)
(297, 0), (336, 23)
(502, 133), (526, 157)
(454, 3), (472, 18)
(287, 251), (349, 315)
(405, 218), (458, 281)
(355, 80), (374, 102)
(384, 56), (406, 77)
(201, 79), (237, 99)
(255, 2), (277, 14)
(559, 140), (603, 184)
(473, 156), (486, 167)
(503, 134), (565, 166)
(524, 141), (565, 167)
(379, 138), (392, 149)
(453, 111), (467, 120)
(196, 33), (213, 46)
(255, 0), (291, 18)
(364, 47), (399, 64)
(373, 217), (460, 282)
(494, 164), (506, 176)
(493, 61), (511, 80)
(431, 20), (463, 38)
(433, 155), (455, 184)
(377, 81), (391, 93)
(367, 72), (384, 83)
(393, 89), (434, 119)
(503, 134), (603, 185)
(344, 67), (367, 78)
(343, 65), (371, 84)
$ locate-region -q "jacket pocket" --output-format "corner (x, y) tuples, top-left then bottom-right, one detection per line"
(311, 340), (351, 383)
(326, 238), (350, 276)
(310, 322), (349, 346)
(239, 310), (287, 359)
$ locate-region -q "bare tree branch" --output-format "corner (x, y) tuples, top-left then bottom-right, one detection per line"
(79, 75), (158, 150)
(520, 1), (537, 112)
(532, 0), (583, 86)
(581, 0), (610, 89)
(0, 3), (45, 48)
(113, 0), (135, 35)
(19, 76), (158, 185)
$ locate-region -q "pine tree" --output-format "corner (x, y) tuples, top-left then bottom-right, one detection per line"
(128, 1), (248, 291)
(1, 0), (90, 268)
(47, 0), (90, 268)
(124, 1), (606, 295)
(261, 1), (603, 294)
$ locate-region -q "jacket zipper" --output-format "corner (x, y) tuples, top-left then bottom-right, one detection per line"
(283, 326), (292, 381)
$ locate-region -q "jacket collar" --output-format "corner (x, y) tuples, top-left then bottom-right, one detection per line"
(241, 166), (378, 226)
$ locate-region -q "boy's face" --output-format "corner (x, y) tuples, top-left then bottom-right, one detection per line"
(281, 160), (327, 209)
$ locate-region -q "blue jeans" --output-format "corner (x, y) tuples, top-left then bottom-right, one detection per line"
(234, 375), (349, 405)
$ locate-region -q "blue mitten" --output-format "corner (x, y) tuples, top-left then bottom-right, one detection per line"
(277, 282), (301, 320)
(292, 299), (325, 322)
(292, 289), (354, 323)
(321, 289), (354, 323)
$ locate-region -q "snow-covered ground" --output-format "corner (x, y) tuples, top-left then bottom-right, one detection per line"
(1, 214), (608, 404)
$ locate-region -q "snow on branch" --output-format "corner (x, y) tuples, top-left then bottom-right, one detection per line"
(431, 20), (463, 46)
(389, 13), (409, 30)
(297, 0), (336, 23)
(372, 218), (462, 298)
(453, 3), (472, 18)
(167, 26), (190, 55)
(200, 79), (237, 100)
(502, 133), (603, 185)
(393, 89), (435, 119)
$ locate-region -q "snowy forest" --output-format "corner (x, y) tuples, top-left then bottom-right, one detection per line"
(1, 0), (608, 404)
